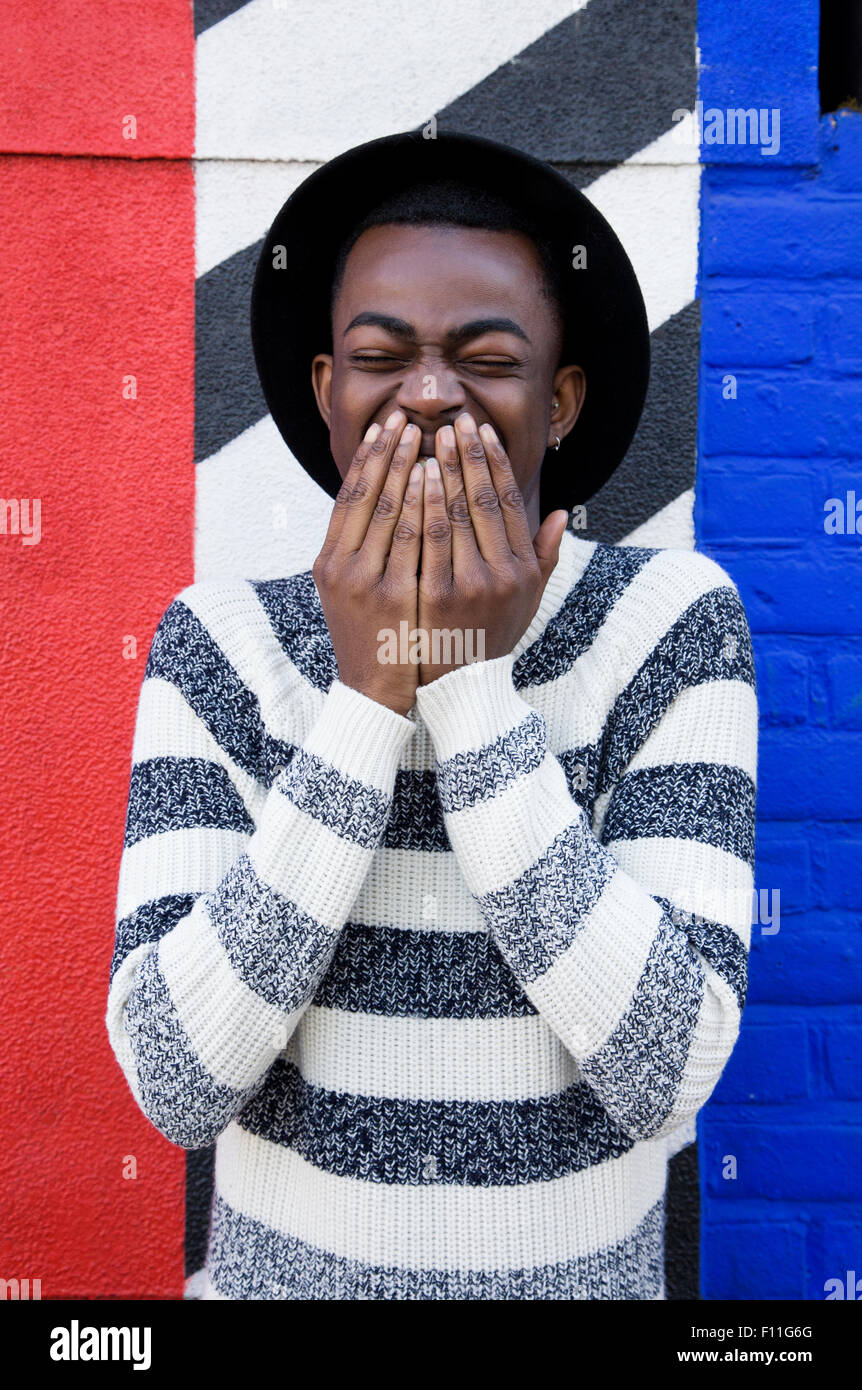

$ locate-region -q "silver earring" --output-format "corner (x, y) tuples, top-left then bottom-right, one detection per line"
(552, 435), (561, 451)
(552, 399), (559, 411)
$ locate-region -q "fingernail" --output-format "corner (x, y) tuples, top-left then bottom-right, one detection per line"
(401, 423), (419, 441)
(426, 457), (440, 477)
(438, 425), (455, 448)
(410, 462), (424, 481)
(385, 410), (403, 430)
(479, 422), (496, 442)
(456, 411), (474, 428)
(364, 422), (381, 442)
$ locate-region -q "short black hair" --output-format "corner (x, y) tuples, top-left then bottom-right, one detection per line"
(329, 178), (569, 354)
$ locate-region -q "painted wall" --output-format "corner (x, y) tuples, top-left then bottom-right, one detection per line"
(0, 1), (195, 1301)
(1, 0), (856, 1301)
(696, 0), (862, 1302)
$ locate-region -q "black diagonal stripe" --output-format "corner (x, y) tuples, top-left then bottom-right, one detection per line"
(194, 0), (251, 39)
(434, 0), (696, 165)
(195, 241), (267, 463)
(582, 301), (700, 542)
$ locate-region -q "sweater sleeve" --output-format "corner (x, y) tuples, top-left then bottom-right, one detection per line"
(106, 589), (416, 1150)
(414, 559), (757, 1143)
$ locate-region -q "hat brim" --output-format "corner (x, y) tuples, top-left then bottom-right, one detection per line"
(250, 128), (650, 518)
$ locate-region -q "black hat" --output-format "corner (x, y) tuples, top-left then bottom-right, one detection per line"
(250, 128), (650, 520)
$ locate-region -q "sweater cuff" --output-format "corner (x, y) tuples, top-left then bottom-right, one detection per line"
(414, 652), (532, 761)
(303, 678), (416, 792)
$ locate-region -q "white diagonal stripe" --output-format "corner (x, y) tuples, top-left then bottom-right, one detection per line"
(196, 0), (588, 162)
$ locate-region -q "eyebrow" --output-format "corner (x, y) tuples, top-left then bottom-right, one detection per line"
(343, 312), (531, 346)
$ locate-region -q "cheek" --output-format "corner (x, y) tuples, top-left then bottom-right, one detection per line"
(496, 402), (549, 498)
(327, 373), (365, 474)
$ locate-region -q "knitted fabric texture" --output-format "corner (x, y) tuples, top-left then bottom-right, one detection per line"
(106, 530), (758, 1300)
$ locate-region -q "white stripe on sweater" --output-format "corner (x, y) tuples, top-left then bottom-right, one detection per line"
(212, 1119), (668, 1270)
(286, 1005), (580, 1101)
(625, 679), (759, 779)
(605, 836), (754, 945)
(158, 895), (300, 1093)
(116, 827), (249, 924)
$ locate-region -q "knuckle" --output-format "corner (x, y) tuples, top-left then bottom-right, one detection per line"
(392, 518), (418, 543)
(447, 496), (472, 525)
(498, 484), (523, 510)
(373, 492), (398, 519)
(425, 518), (451, 543)
(349, 477), (372, 504)
(474, 487), (500, 512)
(465, 441), (486, 462)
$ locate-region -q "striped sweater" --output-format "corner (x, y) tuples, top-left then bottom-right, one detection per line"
(106, 527), (758, 1300)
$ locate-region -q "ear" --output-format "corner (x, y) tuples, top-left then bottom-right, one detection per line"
(549, 363), (586, 448)
(311, 353), (333, 429)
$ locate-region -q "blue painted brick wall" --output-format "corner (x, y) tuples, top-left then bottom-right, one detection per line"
(696, 0), (862, 1302)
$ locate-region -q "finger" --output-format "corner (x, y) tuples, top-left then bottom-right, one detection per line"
(337, 409), (409, 555)
(477, 421), (534, 562)
(361, 422), (422, 566)
(385, 459), (424, 586)
(421, 455), (452, 593)
(318, 419), (384, 563)
(435, 423), (480, 575)
(532, 508), (570, 585)
(453, 411), (512, 564)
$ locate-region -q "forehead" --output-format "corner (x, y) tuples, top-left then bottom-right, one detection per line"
(333, 223), (552, 334)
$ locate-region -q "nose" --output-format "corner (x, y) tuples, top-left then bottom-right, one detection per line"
(394, 357), (467, 446)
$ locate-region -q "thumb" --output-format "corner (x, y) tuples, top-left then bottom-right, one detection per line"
(533, 509), (569, 582)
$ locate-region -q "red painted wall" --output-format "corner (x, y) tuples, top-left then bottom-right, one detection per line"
(0, 4), (195, 1298)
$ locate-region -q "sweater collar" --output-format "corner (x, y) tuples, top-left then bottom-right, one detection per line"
(510, 526), (577, 660)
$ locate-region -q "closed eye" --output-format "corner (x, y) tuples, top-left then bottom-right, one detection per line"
(348, 352), (520, 371)
(460, 358), (521, 374)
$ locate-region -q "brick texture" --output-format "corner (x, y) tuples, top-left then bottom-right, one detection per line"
(697, 0), (862, 1303)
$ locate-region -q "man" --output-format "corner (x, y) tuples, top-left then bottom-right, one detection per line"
(106, 130), (757, 1300)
